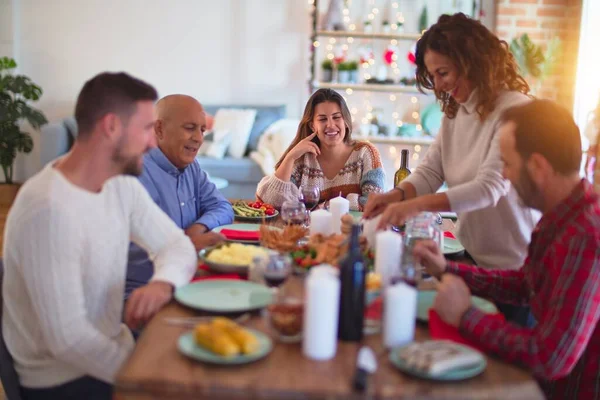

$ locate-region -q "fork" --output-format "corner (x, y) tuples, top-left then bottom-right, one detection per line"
(163, 313), (251, 328)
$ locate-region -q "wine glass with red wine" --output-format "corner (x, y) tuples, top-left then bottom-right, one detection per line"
(300, 185), (321, 212)
(262, 253), (292, 300)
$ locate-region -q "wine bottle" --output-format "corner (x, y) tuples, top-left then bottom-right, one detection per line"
(394, 149), (411, 187)
(338, 224), (366, 341)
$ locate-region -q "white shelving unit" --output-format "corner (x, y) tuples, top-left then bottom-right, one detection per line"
(315, 30), (421, 41)
(364, 135), (434, 145)
(313, 81), (422, 94)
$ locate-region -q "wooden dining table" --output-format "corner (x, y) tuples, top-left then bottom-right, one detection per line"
(114, 217), (545, 400)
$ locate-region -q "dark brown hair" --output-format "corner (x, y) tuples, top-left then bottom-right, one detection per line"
(501, 100), (581, 175)
(75, 72), (158, 137)
(415, 13), (530, 120)
(275, 88), (353, 169)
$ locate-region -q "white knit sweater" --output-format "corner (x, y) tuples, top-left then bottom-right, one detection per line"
(2, 163), (197, 388)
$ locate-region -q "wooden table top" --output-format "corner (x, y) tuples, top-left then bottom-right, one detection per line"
(115, 275), (543, 400)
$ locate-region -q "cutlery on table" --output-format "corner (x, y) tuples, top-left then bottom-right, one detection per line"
(353, 346), (378, 392)
(163, 313), (251, 328)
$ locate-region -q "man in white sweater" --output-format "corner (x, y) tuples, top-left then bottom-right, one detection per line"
(2, 72), (197, 399)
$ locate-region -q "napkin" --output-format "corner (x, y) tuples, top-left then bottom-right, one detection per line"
(193, 264), (243, 281)
(428, 309), (504, 352)
(219, 228), (260, 241)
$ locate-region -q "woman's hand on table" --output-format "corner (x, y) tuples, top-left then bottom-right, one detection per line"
(375, 199), (420, 230)
(124, 281), (174, 330)
(413, 240), (447, 279)
(363, 190), (404, 220)
(433, 275), (471, 328)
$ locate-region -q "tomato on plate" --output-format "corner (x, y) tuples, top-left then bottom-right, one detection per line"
(265, 209), (276, 216)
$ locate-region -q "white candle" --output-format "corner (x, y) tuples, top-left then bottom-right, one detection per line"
(310, 209), (333, 236)
(303, 270), (340, 360)
(384, 282), (417, 348)
(375, 230), (403, 288)
(329, 196), (350, 234)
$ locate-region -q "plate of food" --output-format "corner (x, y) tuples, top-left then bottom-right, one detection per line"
(289, 233), (374, 273)
(232, 200), (278, 222)
(443, 237), (465, 256)
(199, 243), (270, 275)
(389, 340), (486, 381)
(416, 290), (497, 322)
(175, 280), (273, 312)
(178, 317), (272, 365)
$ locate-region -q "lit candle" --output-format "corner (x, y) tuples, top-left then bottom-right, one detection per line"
(375, 230), (403, 288)
(384, 282), (417, 348)
(329, 195), (350, 234)
(310, 209), (333, 236)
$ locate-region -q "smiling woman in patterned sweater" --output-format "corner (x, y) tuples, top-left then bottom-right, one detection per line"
(256, 89), (385, 211)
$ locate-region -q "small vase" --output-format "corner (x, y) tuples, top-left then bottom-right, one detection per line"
(338, 71), (350, 84)
(322, 69), (333, 83)
(0, 183), (21, 207)
(349, 70), (359, 83)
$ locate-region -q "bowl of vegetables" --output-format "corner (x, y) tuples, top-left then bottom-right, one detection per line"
(232, 200), (278, 221)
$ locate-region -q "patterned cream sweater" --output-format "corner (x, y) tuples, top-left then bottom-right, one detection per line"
(256, 141), (385, 211)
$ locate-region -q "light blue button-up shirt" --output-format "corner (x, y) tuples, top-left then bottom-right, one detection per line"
(125, 148), (233, 298)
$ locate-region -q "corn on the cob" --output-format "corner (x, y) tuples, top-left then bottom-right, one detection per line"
(211, 317), (259, 355)
(193, 323), (240, 357)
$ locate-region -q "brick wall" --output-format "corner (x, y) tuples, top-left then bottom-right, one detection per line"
(495, 0), (582, 110)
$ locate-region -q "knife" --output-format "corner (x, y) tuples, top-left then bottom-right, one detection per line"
(353, 346), (377, 392)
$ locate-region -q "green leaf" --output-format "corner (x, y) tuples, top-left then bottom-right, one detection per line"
(0, 57), (17, 71)
(0, 62), (47, 177)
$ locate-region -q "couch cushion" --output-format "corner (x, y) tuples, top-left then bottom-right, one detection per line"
(203, 105), (286, 155)
(196, 157), (264, 183)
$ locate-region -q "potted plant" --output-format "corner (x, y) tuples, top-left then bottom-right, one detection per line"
(337, 62), (350, 84)
(0, 57), (47, 206)
(321, 59), (333, 83)
(509, 34), (561, 95)
(363, 20), (373, 33)
(346, 61), (359, 83)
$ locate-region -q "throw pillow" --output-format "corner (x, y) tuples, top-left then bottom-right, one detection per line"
(198, 129), (231, 159)
(212, 108), (257, 159)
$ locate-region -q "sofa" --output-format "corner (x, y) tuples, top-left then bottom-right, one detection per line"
(38, 104), (287, 200)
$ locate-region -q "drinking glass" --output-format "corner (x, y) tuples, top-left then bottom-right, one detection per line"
(300, 185), (321, 212)
(261, 253), (292, 300)
(281, 199), (308, 226)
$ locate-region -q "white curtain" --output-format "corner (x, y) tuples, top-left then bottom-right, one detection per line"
(573, 0), (600, 148)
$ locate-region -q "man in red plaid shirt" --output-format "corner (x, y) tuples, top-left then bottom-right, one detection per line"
(415, 100), (600, 399)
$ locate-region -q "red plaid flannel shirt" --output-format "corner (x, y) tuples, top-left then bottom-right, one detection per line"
(447, 180), (600, 399)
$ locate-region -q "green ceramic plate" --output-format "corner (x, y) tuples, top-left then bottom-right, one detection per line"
(234, 210), (279, 222)
(178, 329), (272, 365)
(443, 237), (465, 256)
(349, 210), (363, 219)
(417, 291), (497, 322)
(389, 341), (486, 381)
(175, 280), (273, 312)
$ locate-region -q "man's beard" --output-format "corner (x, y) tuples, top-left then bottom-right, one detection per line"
(112, 148), (143, 176)
(514, 167), (543, 210)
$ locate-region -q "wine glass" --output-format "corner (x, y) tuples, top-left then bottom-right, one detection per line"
(281, 199), (308, 226)
(262, 253), (292, 300)
(300, 185), (321, 212)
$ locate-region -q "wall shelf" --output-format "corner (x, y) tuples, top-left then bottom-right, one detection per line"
(364, 135), (434, 145)
(315, 30), (421, 41)
(314, 82), (423, 94)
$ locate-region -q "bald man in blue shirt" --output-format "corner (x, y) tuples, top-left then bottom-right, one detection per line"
(125, 95), (233, 299)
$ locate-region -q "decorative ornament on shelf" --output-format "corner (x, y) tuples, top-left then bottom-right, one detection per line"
(321, 59), (334, 83)
(321, 0), (347, 31)
(418, 5), (428, 33)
